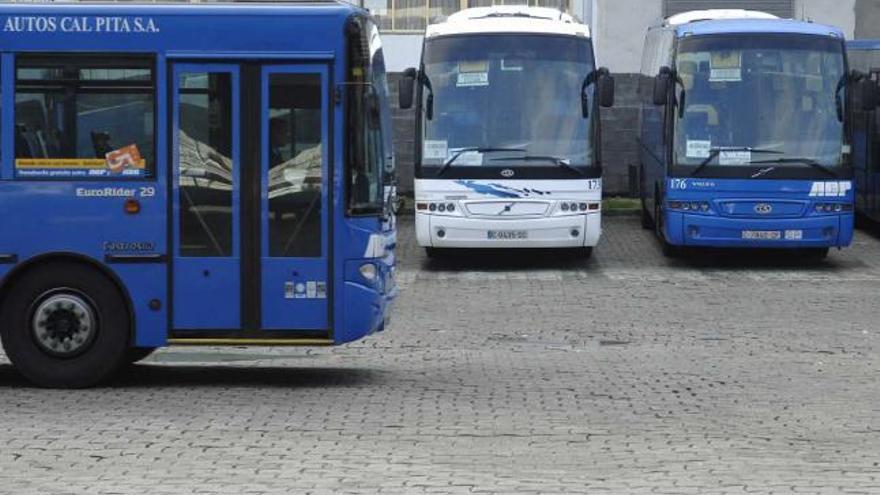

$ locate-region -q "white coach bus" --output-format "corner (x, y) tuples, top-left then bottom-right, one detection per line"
(399, 6), (614, 257)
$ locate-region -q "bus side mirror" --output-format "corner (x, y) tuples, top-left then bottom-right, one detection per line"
(597, 67), (615, 108)
(653, 67), (672, 106)
(857, 78), (878, 111)
(399, 67), (416, 110)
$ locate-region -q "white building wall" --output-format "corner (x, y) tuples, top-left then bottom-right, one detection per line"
(594, 0), (662, 74)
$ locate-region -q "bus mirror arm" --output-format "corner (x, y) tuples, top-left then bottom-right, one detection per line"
(581, 67), (614, 118)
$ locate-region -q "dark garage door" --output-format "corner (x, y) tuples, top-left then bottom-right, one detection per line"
(664, 0), (794, 18)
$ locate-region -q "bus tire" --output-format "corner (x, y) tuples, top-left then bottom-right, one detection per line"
(0, 262), (130, 388)
(126, 347), (156, 364)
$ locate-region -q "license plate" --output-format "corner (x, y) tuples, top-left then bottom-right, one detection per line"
(487, 230), (528, 240)
(742, 230), (781, 240)
(784, 230), (803, 240)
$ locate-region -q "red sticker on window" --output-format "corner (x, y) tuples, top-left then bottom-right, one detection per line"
(105, 144), (145, 174)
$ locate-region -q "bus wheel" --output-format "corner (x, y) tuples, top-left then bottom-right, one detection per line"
(126, 347), (157, 364)
(0, 262), (130, 388)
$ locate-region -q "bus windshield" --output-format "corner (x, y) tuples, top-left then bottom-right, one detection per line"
(420, 34), (596, 176)
(673, 34), (847, 177)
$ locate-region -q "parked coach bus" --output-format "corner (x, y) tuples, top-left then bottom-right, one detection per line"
(399, 6), (614, 258)
(639, 10), (873, 258)
(846, 40), (880, 224)
(0, 1), (398, 388)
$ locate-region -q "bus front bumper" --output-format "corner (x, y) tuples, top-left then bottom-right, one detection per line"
(666, 212), (854, 248)
(417, 212), (601, 248)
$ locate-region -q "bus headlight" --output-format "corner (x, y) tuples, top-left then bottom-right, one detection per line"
(669, 200), (710, 212)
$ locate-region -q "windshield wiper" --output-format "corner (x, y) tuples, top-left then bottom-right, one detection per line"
(690, 147), (784, 177)
(749, 157), (838, 178)
(491, 155), (585, 176)
(437, 147), (526, 177)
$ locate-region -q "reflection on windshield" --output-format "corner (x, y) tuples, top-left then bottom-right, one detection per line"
(674, 34), (846, 170)
(421, 34), (595, 169)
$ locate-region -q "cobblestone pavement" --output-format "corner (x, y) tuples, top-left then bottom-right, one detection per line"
(1, 215), (880, 494)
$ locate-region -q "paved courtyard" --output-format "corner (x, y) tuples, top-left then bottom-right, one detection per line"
(1, 214), (879, 494)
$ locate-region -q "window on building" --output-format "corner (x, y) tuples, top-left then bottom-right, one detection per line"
(365, 0), (572, 32)
(663, 0), (794, 19)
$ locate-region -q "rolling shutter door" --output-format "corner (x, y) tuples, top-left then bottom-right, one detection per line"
(664, 0), (795, 19)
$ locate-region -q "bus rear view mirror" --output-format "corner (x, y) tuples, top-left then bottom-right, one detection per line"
(597, 67), (615, 108)
(857, 78), (878, 111)
(399, 67), (416, 110)
(653, 67), (673, 106)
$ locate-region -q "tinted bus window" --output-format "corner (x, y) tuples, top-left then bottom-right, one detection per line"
(14, 56), (155, 178)
(179, 72), (234, 257)
(268, 72), (323, 258)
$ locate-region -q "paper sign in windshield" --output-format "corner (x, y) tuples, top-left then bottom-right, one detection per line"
(424, 140), (448, 160)
(15, 143), (146, 178)
(710, 51), (742, 82)
(448, 149), (483, 166)
(457, 72), (489, 87)
(719, 150), (751, 165)
(686, 140), (711, 159)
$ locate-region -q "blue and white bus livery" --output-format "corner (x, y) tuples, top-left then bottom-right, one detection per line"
(639, 10), (868, 257)
(399, 6), (614, 258)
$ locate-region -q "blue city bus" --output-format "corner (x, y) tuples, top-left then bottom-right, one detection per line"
(0, 2), (398, 387)
(847, 40), (880, 224)
(638, 10), (864, 258)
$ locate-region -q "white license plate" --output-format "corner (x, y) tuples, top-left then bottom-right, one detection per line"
(742, 230), (781, 240)
(784, 230), (804, 240)
(487, 230), (528, 240)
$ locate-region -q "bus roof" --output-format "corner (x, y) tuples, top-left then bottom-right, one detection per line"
(425, 6), (590, 39)
(663, 10), (843, 40)
(848, 40), (880, 50)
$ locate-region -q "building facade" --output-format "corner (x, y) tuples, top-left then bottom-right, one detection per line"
(370, 0), (878, 195)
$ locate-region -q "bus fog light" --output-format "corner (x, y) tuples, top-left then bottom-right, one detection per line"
(436, 229), (446, 238)
(359, 263), (377, 281)
(571, 229), (580, 237)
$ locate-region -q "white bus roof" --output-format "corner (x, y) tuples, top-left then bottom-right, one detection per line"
(426, 6), (590, 39)
(665, 9), (779, 26)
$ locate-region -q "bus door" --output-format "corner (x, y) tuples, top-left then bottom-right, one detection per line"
(171, 63), (330, 333)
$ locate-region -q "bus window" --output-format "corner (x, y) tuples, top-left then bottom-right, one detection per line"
(346, 18), (385, 216)
(178, 72), (234, 257)
(14, 56), (155, 179)
(267, 73), (323, 258)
